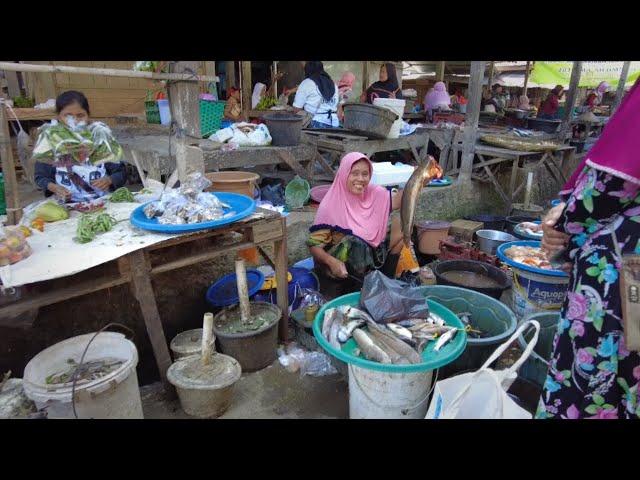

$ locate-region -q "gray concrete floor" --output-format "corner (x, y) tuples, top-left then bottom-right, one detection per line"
(141, 360), (349, 419)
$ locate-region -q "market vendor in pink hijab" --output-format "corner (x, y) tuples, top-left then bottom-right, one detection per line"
(307, 152), (408, 296)
(424, 81), (451, 113)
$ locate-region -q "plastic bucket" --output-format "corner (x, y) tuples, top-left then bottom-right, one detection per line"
(348, 364), (434, 419)
(167, 353), (241, 418)
(511, 263), (569, 320)
(464, 214), (506, 232)
(170, 328), (203, 360)
(263, 113), (304, 146)
(416, 221), (451, 255)
(205, 171), (260, 199)
(517, 312), (561, 388)
(22, 332), (143, 419)
(373, 98), (406, 139)
(416, 285), (518, 377)
(212, 302), (281, 372)
(157, 99), (171, 126)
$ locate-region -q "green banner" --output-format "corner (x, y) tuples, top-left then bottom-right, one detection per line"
(530, 62), (640, 88)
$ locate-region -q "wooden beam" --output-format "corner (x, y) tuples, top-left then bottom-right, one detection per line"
(128, 250), (175, 397)
(523, 61), (531, 96)
(611, 61), (631, 114)
(241, 61), (252, 119)
(4, 70), (21, 98)
(487, 61), (495, 91)
(436, 61), (445, 82)
(0, 62), (219, 83)
(362, 61), (369, 95)
(0, 103), (23, 224)
(458, 61), (485, 183)
(168, 61), (202, 182)
(274, 216), (289, 341)
(226, 61), (236, 91)
(560, 61), (583, 140)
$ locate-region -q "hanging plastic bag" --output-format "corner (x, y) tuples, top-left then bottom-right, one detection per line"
(425, 320), (541, 419)
(360, 270), (430, 324)
(285, 175), (310, 210)
(88, 122), (124, 164)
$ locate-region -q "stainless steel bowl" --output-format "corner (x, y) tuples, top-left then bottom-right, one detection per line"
(476, 229), (517, 256)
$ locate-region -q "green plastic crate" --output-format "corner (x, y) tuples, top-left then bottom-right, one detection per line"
(145, 101), (161, 124)
(200, 100), (226, 138)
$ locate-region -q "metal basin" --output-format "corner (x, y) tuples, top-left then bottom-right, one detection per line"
(476, 229), (517, 256)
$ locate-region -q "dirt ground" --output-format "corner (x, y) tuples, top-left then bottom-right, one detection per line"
(142, 360), (349, 419)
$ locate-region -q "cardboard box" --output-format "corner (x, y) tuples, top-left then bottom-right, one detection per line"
(449, 220), (483, 243)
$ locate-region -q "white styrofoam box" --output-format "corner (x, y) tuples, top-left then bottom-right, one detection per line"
(370, 162), (415, 186)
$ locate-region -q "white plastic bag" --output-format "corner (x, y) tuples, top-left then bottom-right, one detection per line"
(426, 319), (541, 419)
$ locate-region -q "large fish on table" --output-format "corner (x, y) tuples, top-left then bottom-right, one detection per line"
(400, 156), (443, 247)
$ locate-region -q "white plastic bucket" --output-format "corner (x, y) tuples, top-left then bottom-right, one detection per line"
(373, 98), (405, 139)
(348, 364), (434, 419)
(23, 332), (143, 419)
(157, 99), (171, 126)
(511, 266), (569, 320)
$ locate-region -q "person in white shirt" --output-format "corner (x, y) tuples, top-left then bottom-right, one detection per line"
(293, 61), (340, 129)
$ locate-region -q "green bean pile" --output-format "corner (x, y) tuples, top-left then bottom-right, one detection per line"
(110, 187), (135, 203)
(76, 213), (118, 243)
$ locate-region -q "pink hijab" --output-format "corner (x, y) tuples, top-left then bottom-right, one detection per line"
(424, 81), (451, 110)
(312, 152), (391, 247)
(338, 72), (356, 96)
(561, 77), (640, 194)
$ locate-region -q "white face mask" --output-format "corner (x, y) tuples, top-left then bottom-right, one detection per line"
(65, 115), (87, 130)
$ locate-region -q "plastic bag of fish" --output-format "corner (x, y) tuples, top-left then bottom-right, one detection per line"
(321, 305), (459, 365)
(142, 172), (234, 225)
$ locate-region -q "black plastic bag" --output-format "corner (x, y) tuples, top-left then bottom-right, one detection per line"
(360, 270), (429, 324)
(260, 184), (286, 207)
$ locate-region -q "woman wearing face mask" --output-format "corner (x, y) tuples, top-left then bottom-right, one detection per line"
(33, 90), (127, 202)
(307, 152), (409, 297)
(361, 63), (403, 104)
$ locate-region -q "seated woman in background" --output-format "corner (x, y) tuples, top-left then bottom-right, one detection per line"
(307, 152), (409, 298)
(33, 90), (127, 203)
(424, 81), (451, 118)
(538, 85), (564, 119)
(361, 63), (403, 104)
(223, 86), (243, 121)
(293, 61), (340, 129)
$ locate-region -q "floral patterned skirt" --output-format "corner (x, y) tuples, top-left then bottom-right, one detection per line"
(536, 167), (640, 419)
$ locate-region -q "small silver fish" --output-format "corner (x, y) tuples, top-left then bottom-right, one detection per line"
(338, 319), (365, 343)
(352, 329), (392, 364)
(322, 309), (337, 340)
(386, 323), (413, 341)
(434, 328), (457, 352)
(338, 305), (375, 323)
(412, 331), (436, 340)
(429, 313), (445, 327)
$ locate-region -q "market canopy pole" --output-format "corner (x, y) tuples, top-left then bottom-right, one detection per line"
(362, 61), (369, 95)
(523, 61), (531, 96)
(611, 61), (631, 114)
(436, 61), (445, 82)
(167, 61), (205, 182)
(0, 102), (22, 224)
(0, 62), (219, 83)
(560, 61), (583, 141)
(241, 61), (252, 119)
(487, 61), (495, 92)
(458, 61), (485, 183)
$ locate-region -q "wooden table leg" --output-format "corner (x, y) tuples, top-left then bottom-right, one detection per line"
(508, 156), (520, 204)
(273, 217), (289, 341)
(128, 250), (175, 397)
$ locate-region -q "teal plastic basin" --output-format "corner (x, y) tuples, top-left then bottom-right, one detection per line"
(312, 292), (467, 373)
(417, 285), (517, 377)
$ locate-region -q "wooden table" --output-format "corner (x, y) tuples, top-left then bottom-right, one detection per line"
(301, 129), (432, 181)
(448, 143), (575, 211)
(0, 208), (289, 395)
(5, 107), (56, 121)
(116, 130), (316, 181)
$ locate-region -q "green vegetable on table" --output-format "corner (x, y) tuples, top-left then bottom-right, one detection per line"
(256, 96), (278, 110)
(76, 213), (118, 244)
(110, 187), (135, 203)
(35, 202), (69, 222)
